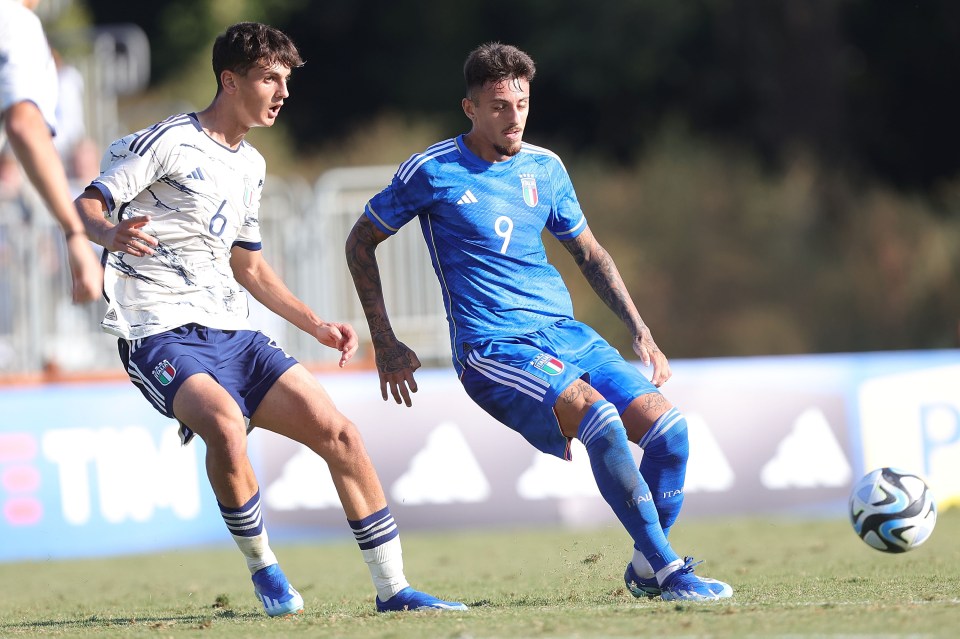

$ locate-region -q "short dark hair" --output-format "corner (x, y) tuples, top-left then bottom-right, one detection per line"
(212, 22), (304, 92)
(463, 42), (536, 100)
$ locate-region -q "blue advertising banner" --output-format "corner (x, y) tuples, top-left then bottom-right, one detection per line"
(0, 382), (224, 562)
(2, 350), (958, 563)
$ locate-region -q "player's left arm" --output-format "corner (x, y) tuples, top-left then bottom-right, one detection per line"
(230, 246), (358, 367)
(560, 227), (671, 387)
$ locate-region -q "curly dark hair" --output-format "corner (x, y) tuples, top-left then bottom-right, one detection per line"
(212, 22), (304, 92)
(463, 42), (536, 100)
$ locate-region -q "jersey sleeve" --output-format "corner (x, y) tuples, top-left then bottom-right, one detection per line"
(364, 159), (434, 235)
(233, 212), (263, 250)
(91, 131), (171, 216)
(545, 160), (587, 241)
(0, 8), (59, 133)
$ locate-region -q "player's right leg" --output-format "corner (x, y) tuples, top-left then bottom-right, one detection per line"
(120, 327), (302, 617)
(173, 373), (304, 617)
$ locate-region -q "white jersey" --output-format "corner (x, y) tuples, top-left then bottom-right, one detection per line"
(0, 0), (60, 144)
(91, 112), (266, 339)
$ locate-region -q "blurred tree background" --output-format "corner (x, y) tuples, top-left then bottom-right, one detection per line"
(56, 0), (960, 358)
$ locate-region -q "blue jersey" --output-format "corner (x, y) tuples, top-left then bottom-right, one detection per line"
(365, 135), (587, 373)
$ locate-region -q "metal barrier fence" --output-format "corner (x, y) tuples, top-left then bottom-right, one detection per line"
(0, 167), (451, 375)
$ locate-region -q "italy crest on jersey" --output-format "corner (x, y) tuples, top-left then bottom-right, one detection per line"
(520, 173), (539, 207)
(242, 176), (255, 208)
(532, 353), (564, 375)
(153, 359), (177, 386)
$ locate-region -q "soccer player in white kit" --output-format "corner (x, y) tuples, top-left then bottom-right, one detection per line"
(73, 22), (466, 617)
(0, 0), (101, 302)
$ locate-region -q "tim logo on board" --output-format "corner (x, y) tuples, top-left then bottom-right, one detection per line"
(0, 421), (220, 562)
(0, 432), (43, 528)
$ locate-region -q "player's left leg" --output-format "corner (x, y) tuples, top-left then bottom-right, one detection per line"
(250, 363), (467, 612)
(622, 394), (685, 534)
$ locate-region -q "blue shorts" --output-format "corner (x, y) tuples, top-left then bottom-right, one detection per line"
(118, 324), (298, 444)
(460, 318), (659, 459)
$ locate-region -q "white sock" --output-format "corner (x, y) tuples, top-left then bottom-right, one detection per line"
(219, 490), (278, 574)
(361, 537), (410, 600)
(656, 558), (684, 585)
(231, 528), (278, 574)
(630, 548), (656, 579)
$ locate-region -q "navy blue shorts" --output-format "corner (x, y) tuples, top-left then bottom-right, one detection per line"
(118, 324), (298, 444)
(460, 318), (660, 459)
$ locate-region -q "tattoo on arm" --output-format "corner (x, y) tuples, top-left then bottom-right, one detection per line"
(345, 217), (394, 340)
(562, 234), (640, 331)
(375, 343), (417, 373)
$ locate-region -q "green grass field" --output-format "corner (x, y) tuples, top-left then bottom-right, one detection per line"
(2, 510), (958, 638)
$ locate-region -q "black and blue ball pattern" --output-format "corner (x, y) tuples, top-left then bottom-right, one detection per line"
(849, 467), (937, 553)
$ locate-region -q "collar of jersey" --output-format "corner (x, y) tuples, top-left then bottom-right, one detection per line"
(456, 134), (517, 173)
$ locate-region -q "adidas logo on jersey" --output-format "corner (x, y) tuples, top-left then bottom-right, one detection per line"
(456, 190), (478, 205)
(187, 167), (206, 181)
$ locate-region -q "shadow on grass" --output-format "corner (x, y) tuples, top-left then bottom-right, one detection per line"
(0, 608), (264, 632)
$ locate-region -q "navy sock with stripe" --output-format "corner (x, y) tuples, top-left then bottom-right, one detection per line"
(219, 489), (278, 574)
(349, 506), (410, 600)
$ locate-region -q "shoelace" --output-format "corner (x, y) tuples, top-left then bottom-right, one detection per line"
(672, 556), (705, 579)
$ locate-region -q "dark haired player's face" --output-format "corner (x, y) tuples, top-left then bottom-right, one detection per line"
(234, 62), (291, 129)
(463, 76), (529, 162)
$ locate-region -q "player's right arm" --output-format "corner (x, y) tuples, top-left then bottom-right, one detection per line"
(73, 187), (157, 256)
(345, 215), (421, 407)
(3, 101), (102, 303)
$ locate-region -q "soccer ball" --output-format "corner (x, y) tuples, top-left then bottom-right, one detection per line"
(849, 467), (937, 553)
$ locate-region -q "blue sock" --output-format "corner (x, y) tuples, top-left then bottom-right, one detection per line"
(638, 407), (689, 537)
(578, 400), (679, 573)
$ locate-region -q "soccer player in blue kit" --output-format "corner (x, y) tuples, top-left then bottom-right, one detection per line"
(73, 22), (465, 617)
(346, 42), (733, 602)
